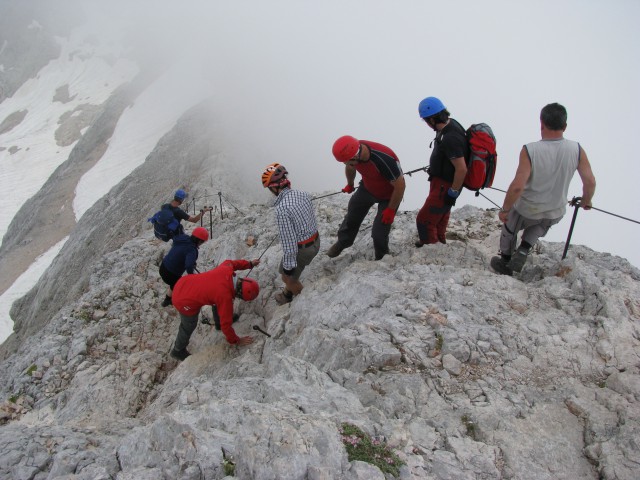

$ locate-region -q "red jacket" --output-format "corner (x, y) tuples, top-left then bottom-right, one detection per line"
(172, 259), (252, 344)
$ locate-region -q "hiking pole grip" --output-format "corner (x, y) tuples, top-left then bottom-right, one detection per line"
(562, 197), (582, 260)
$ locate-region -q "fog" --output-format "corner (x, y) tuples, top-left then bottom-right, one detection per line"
(46, 1), (640, 266)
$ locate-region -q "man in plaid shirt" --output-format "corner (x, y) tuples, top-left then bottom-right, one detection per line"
(262, 163), (320, 305)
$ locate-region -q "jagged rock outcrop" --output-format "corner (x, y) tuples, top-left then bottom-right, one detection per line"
(1, 193), (638, 479)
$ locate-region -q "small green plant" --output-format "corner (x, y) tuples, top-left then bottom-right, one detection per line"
(221, 448), (235, 476)
(75, 309), (93, 322)
(461, 415), (477, 440)
(25, 365), (37, 376)
(8, 394), (18, 403)
(435, 333), (444, 351)
(340, 423), (404, 477)
(223, 458), (235, 476)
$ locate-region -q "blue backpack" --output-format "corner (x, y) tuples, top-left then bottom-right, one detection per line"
(148, 206), (183, 242)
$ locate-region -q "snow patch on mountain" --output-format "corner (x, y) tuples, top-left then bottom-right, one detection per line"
(73, 59), (213, 220)
(0, 26), (137, 241)
(0, 238), (67, 344)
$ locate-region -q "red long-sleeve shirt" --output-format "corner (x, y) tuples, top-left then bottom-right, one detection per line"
(172, 259), (252, 344)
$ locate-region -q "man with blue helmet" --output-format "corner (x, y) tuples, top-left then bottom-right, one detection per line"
(415, 97), (468, 246)
(162, 188), (212, 231)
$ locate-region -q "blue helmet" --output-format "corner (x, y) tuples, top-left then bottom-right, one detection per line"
(174, 189), (187, 201)
(418, 97), (446, 119)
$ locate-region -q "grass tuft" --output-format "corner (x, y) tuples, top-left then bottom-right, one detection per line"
(340, 422), (404, 477)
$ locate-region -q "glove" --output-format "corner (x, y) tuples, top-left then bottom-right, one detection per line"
(443, 187), (459, 207)
(342, 184), (355, 194)
(381, 208), (396, 225)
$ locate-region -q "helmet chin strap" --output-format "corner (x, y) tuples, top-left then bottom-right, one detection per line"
(269, 179), (291, 194)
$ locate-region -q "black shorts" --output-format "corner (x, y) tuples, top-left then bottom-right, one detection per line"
(159, 263), (182, 288)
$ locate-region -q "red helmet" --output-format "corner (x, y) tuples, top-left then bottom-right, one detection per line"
(236, 277), (260, 301)
(191, 227), (209, 242)
(332, 135), (360, 162)
(261, 163), (289, 188)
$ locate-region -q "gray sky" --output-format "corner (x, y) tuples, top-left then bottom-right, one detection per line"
(97, 0), (640, 266)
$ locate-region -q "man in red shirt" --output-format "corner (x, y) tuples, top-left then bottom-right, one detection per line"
(170, 258), (260, 360)
(328, 135), (406, 260)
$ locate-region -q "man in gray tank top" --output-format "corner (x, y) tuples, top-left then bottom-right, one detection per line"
(491, 103), (596, 276)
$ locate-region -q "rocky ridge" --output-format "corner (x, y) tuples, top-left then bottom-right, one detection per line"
(0, 194), (639, 479)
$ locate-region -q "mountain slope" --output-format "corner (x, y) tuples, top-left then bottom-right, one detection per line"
(1, 185), (638, 479)
(1, 102), (218, 357)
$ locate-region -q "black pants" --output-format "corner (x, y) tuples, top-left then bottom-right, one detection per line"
(337, 184), (391, 258)
(159, 263), (181, 289)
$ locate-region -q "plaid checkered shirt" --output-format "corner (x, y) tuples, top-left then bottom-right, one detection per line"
(274, 188), (318, 271)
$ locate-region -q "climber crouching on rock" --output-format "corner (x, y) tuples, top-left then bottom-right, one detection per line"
(159, 227), (209, 307)
(169, 259), (261, 361)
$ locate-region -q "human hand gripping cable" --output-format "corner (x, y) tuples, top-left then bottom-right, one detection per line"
(381, 208), (396, 225)
(342, 184), (355, 194)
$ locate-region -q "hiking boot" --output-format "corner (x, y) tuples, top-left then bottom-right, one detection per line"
(374, 249), (389, 261)
(415, 241), (425, 248)
(170, 348), (191, 361)
(490, 256), (513, 276)
(275, 290), (293, 305)
(161, 296), (172, 307)
(507, 248), (529, 273)
(326, 242), (344, 258)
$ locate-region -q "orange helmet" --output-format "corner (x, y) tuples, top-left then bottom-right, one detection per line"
(236, 277), (260, 301)
(261, 163), (289, 188)
(191, 227), (209, 242)
(332, 135), (360, 162)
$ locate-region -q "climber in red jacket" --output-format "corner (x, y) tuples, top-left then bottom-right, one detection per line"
(170, 258), (260, 360)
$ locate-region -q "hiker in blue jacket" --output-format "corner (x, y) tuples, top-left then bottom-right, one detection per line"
(159, 227), (209, 307)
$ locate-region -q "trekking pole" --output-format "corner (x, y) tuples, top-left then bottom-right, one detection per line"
(562, 197), (582, 260)
(404, 165), (429, 177)
(218, 192), (224, 220)
(313, 191), (342, 200)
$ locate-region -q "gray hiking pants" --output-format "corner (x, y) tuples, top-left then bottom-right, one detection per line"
(173, 312), (199, 352)
(278, 236), (320, 281)
(500, 209), (562, 256)
(337, 184), (392, 258)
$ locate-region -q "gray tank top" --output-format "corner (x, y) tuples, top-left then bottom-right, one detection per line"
(515, 138), (580, 219)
